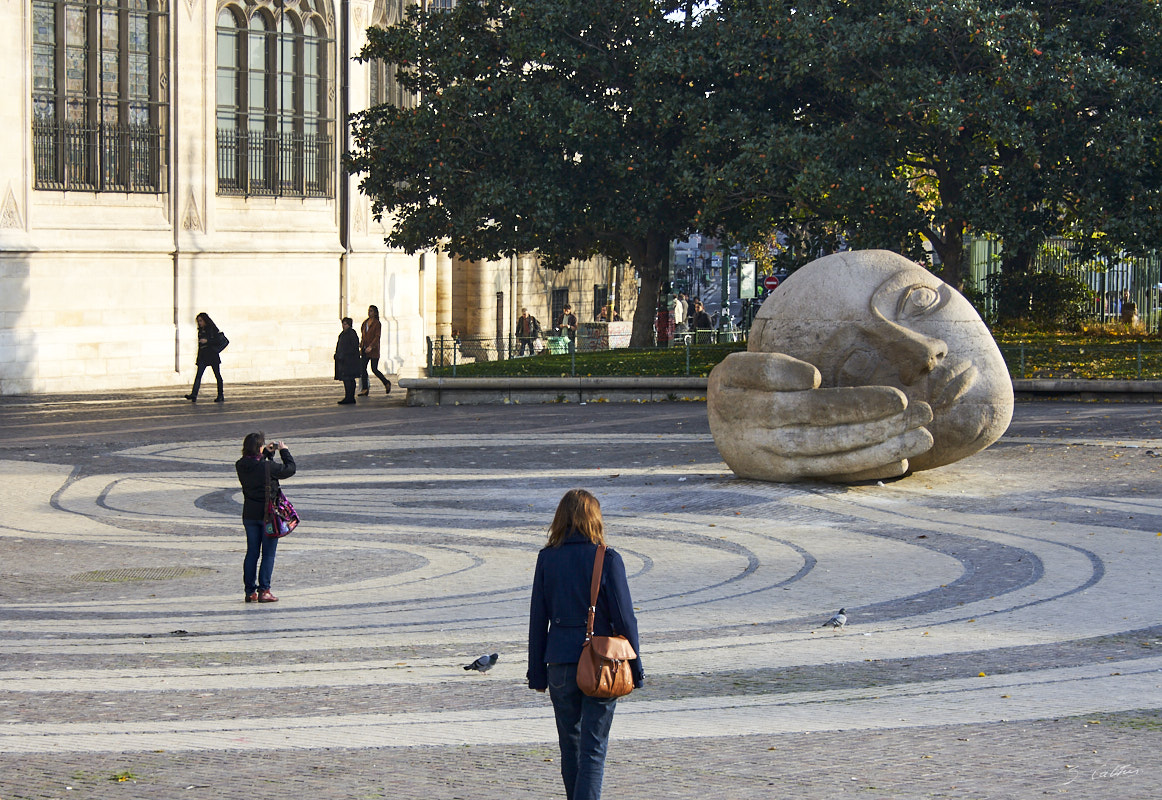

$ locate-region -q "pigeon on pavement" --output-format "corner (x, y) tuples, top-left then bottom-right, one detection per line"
(824, 608), (847, 629)
(464, 653), (499, 672)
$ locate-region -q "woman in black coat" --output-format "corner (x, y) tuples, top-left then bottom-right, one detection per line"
(234, 432), (296, 603)
(184, 312), (224, 402)
(528, 489), (643, 800)
(334, 317), (362, 405)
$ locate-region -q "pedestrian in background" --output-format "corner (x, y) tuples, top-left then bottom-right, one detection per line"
(674, 293), (689, 332)
(334, 317), (361, 405)
(689, 300), (712, 331)
(528, 488), (644, 800)
(358, 305), (392, 396)
(235, 433), (295, 603)
(184, 312), (225, 403)
(516, 307), (542, 356)
(558, 304), (577, 354)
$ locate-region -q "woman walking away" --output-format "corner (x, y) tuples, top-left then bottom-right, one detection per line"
(334, 317), (361, 404)
(185, 312), (225, 402)
(528, 489), (644, 800)
(235, 433), (296, 603)
(358, 305), (392, 396)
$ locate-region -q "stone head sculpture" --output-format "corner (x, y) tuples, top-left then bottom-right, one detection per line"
(708, 250), (1013, 482)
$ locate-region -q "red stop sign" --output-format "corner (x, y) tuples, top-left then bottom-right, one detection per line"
(763, 275), (781, 290)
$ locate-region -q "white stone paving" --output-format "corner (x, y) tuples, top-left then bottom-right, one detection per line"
(2, 431), (1162, 755)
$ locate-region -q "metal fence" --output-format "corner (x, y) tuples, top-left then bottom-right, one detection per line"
(427, 333), (1162, 381)
(216, 128), (332, 198)
(998, 341), (1162, 380)
(426, 331), (746, 377)
(33, 120), (164, 192)
(966, 237), (1162, 330)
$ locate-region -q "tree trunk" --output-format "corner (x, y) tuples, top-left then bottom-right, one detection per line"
(929, 223), (967, 292)
(630, 265), (664, 348)
(1001, 242), (1036, 275)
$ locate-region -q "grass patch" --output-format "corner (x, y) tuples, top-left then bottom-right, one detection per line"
(995, 332), (1162, 380)
(428, 334), (1162, 380)
(432, 343), (746, 378)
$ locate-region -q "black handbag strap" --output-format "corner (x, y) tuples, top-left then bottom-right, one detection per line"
(585, 545), (606, 640)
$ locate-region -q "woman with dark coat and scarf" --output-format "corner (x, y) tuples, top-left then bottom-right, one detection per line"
(528, 489), (644, 800)
(184, 312), (225, 402)
(334, 317), (362, 405)
(234, 432), (296, 603)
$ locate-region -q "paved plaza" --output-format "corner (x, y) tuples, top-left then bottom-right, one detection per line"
(1, 383), (1161, 799)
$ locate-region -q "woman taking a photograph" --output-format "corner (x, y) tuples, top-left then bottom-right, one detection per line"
(528, 489), (644, 800)
(235, 433), (296, 603)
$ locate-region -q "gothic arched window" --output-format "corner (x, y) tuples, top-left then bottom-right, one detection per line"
(368, 0), (415, 110)
(215, 0), (334, 197)
(32, 0), (169, 192)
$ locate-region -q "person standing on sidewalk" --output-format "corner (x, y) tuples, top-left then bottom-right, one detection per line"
(528, 489), (644, 800)
(515, 307), (542, 356)
(334, 317), (361, 405)
(184, 312), (225, 403)
(358, 305), (392, 396)
(235, 433), (296, 603)
(558, 304), (577, 354)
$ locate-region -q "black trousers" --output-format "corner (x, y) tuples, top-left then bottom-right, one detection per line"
(360, 356), (390, 390)
(191, 363), (223, 398)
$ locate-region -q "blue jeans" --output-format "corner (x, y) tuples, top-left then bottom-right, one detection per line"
(243, 519), (278, 594)
(547, 662), (617, 800)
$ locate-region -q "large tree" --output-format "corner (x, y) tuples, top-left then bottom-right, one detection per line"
(698, 0), (1162, 286)
(348, 0), (707, 346)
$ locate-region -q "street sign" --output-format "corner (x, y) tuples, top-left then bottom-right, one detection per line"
(739, 261), (756, 299)
(763, 275), (781, 290)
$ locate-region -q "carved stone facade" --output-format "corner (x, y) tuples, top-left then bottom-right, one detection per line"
(0, 0), (632, 394)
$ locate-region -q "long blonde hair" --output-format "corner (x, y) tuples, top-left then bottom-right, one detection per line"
(547, 489), (605, 547)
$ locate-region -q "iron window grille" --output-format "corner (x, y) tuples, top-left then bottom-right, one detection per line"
(215, 1), (335, 198)
(32, 0), (168, 193)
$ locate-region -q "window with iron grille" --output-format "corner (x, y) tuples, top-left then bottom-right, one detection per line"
(593, 284), (608, 321)
(32, 0), (168, 193)
(368, 0), (416, 110)
(215, 0), (334, 198)
(550, 288), (569, 332)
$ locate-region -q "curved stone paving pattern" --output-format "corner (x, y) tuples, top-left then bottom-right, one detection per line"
(2, 426), (1162, 761)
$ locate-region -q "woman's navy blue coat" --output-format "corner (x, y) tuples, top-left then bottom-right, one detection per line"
(527, 532), (644, 691)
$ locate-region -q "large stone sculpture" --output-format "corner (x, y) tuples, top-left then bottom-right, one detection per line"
(708, 250), (1013, 482)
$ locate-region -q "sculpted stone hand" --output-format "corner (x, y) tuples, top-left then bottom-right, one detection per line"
(709, 351), (936, 482)
(708, 250), (1013, 483)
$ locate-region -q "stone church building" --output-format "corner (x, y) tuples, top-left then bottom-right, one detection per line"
(0, 0), (634, 395)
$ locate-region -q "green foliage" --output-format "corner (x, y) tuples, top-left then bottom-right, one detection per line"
(347, 0), (707, 346)
(432, 343), (746, 377)
(698, 0), (1162, 285)
(995, 332), (1162, 379)
(434, 336), (1162, 381)
(985, 270), (1095, 330)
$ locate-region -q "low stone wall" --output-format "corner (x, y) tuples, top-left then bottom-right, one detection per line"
(401, 377), (1162, 406)
(400, 376), (707, 406)
(1012, 379), (1162, 402)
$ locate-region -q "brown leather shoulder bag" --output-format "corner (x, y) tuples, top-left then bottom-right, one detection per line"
(576, 545), (636, 699)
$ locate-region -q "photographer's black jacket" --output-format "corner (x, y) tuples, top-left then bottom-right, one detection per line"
(235, 448), (296, 520)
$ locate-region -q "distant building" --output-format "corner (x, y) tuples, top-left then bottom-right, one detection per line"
(0, 0), (633, 394)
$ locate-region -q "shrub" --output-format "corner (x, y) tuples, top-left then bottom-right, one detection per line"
(985, 271), (1094, 331)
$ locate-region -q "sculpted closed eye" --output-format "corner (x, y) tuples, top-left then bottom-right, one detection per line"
(898, 284), (946, 319)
